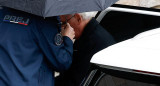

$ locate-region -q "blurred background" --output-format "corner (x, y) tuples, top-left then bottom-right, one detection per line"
(116, 0), (160, 9)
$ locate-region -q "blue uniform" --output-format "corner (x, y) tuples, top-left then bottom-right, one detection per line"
(0, 7), (73, 86)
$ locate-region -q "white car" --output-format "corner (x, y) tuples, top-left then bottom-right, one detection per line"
(83, 4), (160, 86)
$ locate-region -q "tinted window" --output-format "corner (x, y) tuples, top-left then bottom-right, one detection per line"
(100, 10), (160, 42)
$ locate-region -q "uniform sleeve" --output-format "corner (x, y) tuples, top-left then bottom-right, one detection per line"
(32, 18), (73, 71)
(44, 35), (73, 71)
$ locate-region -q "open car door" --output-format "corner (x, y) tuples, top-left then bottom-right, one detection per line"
(83, 3), (160, 86)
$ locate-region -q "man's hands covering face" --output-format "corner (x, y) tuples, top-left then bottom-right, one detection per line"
(61, 23), (75, 42)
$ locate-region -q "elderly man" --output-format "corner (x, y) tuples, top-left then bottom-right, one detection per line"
(55, 12), (116, 86)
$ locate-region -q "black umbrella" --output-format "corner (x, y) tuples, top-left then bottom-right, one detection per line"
(0, 0), (118, 17)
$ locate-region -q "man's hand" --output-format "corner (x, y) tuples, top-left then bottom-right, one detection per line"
(61, 23), (75, 42)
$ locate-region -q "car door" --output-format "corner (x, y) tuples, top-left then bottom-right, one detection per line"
(83, 3), (160, 86)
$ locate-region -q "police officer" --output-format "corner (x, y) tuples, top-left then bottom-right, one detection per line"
(0, 6), (75, 86)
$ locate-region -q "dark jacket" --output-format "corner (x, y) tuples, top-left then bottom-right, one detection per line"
(0, 7), (73, 86)
(55, 18), (115, 86)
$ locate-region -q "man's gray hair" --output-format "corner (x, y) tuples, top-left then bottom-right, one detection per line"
(79, 11), (98, 20)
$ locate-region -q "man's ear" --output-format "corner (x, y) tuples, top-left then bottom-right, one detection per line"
(74, 13), (82, 25)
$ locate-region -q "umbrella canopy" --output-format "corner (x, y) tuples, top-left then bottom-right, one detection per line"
(0, 0), (118, 17)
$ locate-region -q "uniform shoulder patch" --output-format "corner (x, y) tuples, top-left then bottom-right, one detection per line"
(55, 33), (63, 46)
(3, 15), (30, 26)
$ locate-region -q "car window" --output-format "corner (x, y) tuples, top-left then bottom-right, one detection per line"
(99, 5), (160, 42)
